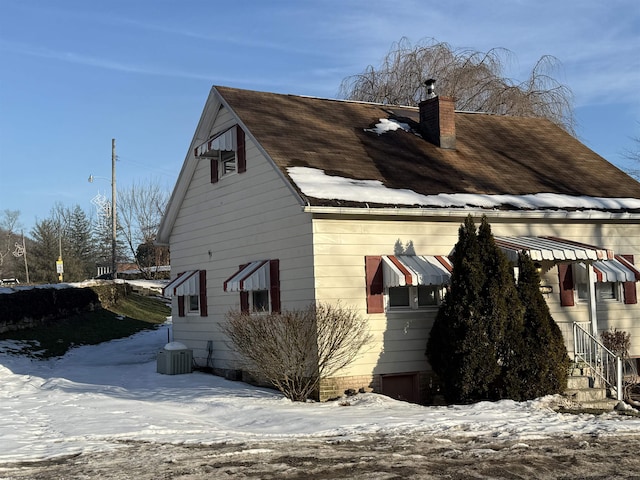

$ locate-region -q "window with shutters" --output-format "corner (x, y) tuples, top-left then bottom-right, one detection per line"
(219, 149), (237, 177)
(163, 270), (208, 318)
(365, 256), (449, 313)
(223, 260), (281, 315)
(573, 263), (622, 303)
(193, 125), (246, 183)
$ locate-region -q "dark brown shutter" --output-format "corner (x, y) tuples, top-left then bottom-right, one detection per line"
(210, 158), (219, 183)
(177, 296), (185, 317)
(240, 291), (249, 313)
(558, 263), (575, 307)
(236, 125), (246, 173)
(199, 270), (208, 316)
(365, 256), (384, 313)
(621, 255), (637, 305)
(269, 259), (281, 313)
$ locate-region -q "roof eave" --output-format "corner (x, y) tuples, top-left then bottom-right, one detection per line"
(302, 205), (640, 221)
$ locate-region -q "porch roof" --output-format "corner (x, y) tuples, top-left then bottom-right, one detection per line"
(382, 255), (452, 287)
(494, 236), (613, 262)
(163, 270), (200, 297)
(596, 256), (640, 282)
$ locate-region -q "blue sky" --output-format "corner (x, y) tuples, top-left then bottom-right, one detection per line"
(1, 0), (639, 233)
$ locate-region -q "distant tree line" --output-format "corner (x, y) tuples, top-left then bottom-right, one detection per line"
(0, 180), (170, 284)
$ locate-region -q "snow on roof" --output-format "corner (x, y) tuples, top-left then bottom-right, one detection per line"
(364, 118), (412, 135)
(287, 167), (640, 211)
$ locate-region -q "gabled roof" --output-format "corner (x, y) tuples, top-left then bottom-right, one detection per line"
(157, 86), (640, 244)
(215, 86), (640, 209)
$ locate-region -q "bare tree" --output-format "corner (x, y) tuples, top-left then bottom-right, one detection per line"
(622, 126), (640, 179)
(339, 37), (575, 134)
(118, 178), (170, 278)
(0, 210), (21, 275)
(224, 303), (373, 402)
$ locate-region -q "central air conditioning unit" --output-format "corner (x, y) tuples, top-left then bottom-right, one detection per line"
(157, 342), (193, 375)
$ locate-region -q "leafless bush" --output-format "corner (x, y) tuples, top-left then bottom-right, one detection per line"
(224, 303), (372, 402)
(601, 328), (631, 358)
(600, 328), (639, 401)
(339, 37), (575, 134)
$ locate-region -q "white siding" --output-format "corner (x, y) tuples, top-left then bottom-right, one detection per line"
(168, 108), (314, 366)
(311, 215), (640, 378)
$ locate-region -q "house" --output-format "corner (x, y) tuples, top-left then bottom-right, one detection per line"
(156, 85), (640, 403)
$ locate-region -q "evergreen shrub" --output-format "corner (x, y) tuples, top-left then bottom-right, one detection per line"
(426, 215), (569, 403)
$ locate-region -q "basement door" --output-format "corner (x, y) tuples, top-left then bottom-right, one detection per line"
(380, 373), (420, 404)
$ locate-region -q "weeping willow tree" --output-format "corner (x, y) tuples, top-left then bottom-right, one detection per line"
(339, 37), (575, 134)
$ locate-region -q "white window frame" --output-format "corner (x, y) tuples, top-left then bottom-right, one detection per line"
(218, 149), (237, 178)
(596, 282), (620, 302)
(250, 289), (271, 314)
(186, 294), (200, 315)
(574, 263), (622, 303)
(386, 285), (442, 310)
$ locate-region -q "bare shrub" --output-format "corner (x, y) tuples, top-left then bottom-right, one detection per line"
(600, 328), (638, 401)
(601, 328), (631, 358)
(223, 303), (372, 402)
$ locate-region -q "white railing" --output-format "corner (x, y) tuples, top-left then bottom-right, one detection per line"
(573, 322), (623, 401)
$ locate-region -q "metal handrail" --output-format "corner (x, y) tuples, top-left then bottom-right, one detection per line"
(573, 322), (623, 401)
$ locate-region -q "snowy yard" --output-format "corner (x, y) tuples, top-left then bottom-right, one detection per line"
(2, 322), (640, 477)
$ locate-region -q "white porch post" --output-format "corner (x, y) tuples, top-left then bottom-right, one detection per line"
(587, 263), (598, 337)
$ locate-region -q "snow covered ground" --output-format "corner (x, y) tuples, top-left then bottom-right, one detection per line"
(2, 322), (640, 465)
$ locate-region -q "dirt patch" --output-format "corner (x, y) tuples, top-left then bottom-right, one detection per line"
(2, 434), (640, 479)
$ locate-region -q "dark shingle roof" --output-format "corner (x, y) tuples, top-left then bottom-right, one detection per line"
(215, 86), (640, 207)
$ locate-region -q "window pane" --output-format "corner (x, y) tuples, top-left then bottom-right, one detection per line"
(388, 287), (410, 307)
(252, 290), (270, 312)
(188, 295), (199, 312)
(597, 282), (617, 300)
(220, 150), (236, 175)
(574, 263), (588, 283)
(418, 286), (438, 306)
(576, 283), (589, 300)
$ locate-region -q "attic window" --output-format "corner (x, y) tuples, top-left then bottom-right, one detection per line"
(193, 125), (246, 183)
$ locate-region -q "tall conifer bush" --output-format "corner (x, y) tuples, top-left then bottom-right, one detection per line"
(516, 253), (570, 397)
(427, 216), (501, 402)
(477, 218), (526, 399)
(427, 215), (568, 403)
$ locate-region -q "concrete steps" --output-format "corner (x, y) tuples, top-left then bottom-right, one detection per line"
(563, 369), (619, 410)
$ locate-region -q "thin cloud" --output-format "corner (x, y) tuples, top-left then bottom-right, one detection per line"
(0, 39), (282, 87)
(102, 15), (327, 58)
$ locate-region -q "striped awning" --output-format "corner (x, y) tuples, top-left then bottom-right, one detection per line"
(494, 236), (613, 262)
(593, 256), (640, 282)
(224, 260), (270, 292)
(194, 127), (237, 157)
(163, 270), (200, 297)
(382, 255), (452, 287)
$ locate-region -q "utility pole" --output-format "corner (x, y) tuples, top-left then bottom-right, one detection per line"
(112, 138), (117, 280)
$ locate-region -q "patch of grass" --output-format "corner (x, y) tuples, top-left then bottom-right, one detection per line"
(0, 293), (170, 358)
(109, 293), (170, 324)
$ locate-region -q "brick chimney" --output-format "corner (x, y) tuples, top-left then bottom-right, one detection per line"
(419, 82), (456, 149)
